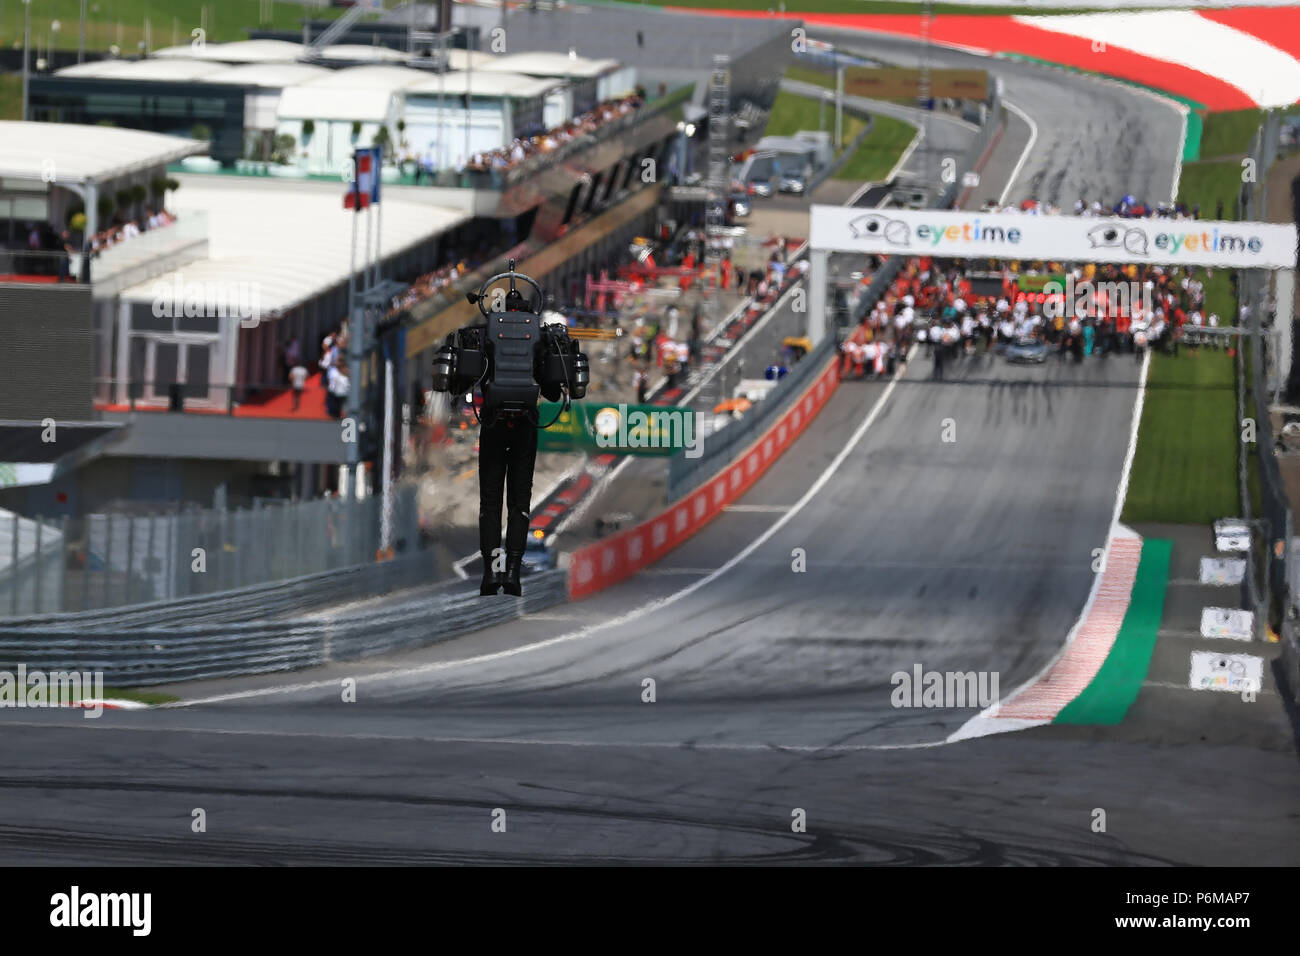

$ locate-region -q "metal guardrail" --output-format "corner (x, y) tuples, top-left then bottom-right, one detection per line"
(667, 332), (838, 501)
(1, 551), (437, 630)
(0, 568), (567, 687)
(0, 486), (422, 617)
(0, 249), (75, 280)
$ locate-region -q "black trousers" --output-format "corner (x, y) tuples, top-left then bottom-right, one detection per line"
(478, 414), (538, 560)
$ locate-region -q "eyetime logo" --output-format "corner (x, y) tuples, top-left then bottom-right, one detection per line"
(0, 665), (104, 718)
(151, 273), (262, 328)
(890, 664), (1000, 709)
(849, 214), (1024, 249)
(1089, 223), (1266, 257)
(592, 403), (702, 458)
(50, 886), (151, 936)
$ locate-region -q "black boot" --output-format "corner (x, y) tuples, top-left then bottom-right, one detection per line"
(502, 550), (524, 596)
(479, 551), (503, 596)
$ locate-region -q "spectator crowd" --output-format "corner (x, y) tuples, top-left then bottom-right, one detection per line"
(6, 207), (177, 282)
(400, 91), (646, 182)
(838, 196), (1241, 381)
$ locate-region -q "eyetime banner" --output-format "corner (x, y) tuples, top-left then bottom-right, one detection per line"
(537, 402), (701, 457)
(842, 67), (990, 102)
(809, 205), (1300, 269)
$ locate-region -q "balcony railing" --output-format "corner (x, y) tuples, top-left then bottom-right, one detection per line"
(93, 378), (338, 420)
(0, 249), (78, 282)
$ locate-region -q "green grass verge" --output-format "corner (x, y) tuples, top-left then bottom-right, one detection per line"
(778, 67), (916, 183)
(1121, 350), (1239, 525)
(1200, 108), (1270, 159)
(0, 0), (356, 52)
(765, 86), (865, 147)
(785, 64), (836, 92)
(834, 112), (915, 181)
(1055, 539), (1171, 724)
(99, 687), (178, 706)
(624, 0), (1176, 15)
(0, 73), (19, 121)
(1173, 157), (1241, 321)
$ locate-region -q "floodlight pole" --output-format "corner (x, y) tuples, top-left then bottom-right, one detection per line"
(347, 181), (362, 500)
(21, 0), (31, 122)
(835, 65), (843, 151)
(379, 354), (394, 557)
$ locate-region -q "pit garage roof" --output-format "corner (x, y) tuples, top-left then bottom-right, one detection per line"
(116, 176), (470, 318)
(477, 52), (620, 79)
(54, 59), (134, 78)
(0, 121), (207, 185)
(199, 63), (334, 88)
(405, 71), (560, 99)
(277, 85), (396, 122)
(55, 58), (228, 81)
(315, 44), (411, 63)
(150, 39), (307, 63)
(445, 49), (501, 71)
(303, 65), (435, 91)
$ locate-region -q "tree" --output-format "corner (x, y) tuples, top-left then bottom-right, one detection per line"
(191, 123), (212, 142)
(271, 134), (297, 165)
(302, 118), (315, 140)
(372, 125), (391, 161)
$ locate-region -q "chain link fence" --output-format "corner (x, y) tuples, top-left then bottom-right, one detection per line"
(1239, 111), (1297, 698)
(0, 485), (422, 618)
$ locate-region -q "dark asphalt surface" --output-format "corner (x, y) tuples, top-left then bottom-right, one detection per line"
(1, 29), (1295, 867)
(5, 348), (1296, 864)
(812, 27), (1184, 208)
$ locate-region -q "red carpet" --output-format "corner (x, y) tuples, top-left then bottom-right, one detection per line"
(95, 373), (333, 421)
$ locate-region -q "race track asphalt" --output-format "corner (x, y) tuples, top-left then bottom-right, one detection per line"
(5, 346), (1294, 865)
(1, 33), (1294, 867)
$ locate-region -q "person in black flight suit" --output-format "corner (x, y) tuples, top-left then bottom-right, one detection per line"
(432, 264), (585, 597)
(475, 287), (565, 596)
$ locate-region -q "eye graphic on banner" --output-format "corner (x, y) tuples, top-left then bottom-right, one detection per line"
(1088, 224), (1147, 256)
(813, 205), (1298, 268)
(849, 213), (910, 245)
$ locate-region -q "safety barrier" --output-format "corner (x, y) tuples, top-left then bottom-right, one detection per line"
(667, 332), (837, 501)
(1, 551), (437, 631)
(0, 568), (568, 686)
(569, 345), (840, 599)
(0, 485), (422, 617)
